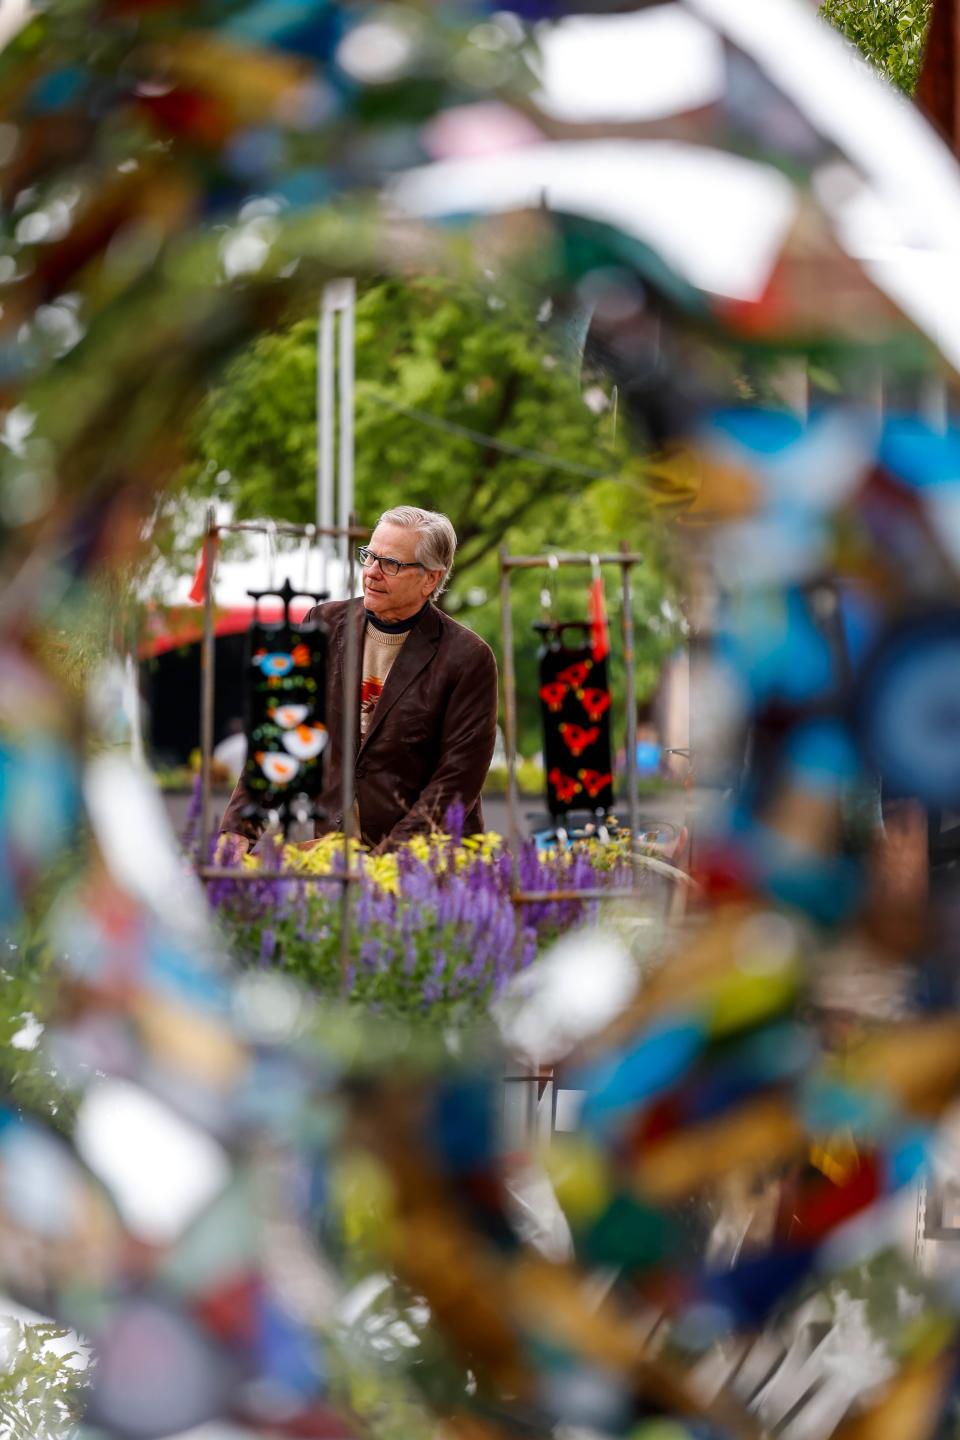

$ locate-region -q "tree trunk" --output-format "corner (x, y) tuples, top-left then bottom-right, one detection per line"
(916, 0), (960, 154)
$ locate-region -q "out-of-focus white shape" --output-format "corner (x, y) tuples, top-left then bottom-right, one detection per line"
(391, 141), (796, 301)
(233, 973), (303, 1044)
(822, 164), (960, 371)
(495, 928), (636, 1062)
(504, 1160), (573, 1261)
(10, 1011), (41, 1050)
(691, 0), (960, 362)
(156, 1427), (250, 1440)
(337, 10), (418, 83)
(220, 218), (276, 279)
(0, 0), (30, 53)
(421, 101), (544, 161)
(533, 6), (724, 123)
(124, 652), (146, 768)
(1, 1126), (85, 1238)
(75, 1078), (229, 1245)
(84, 751), (209, 933)
(692, 0), (960, 237)
(337, 1273), (392, 1330)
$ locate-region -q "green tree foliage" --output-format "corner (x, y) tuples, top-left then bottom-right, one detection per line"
(820, 0), (933, 94)
(180, 278), (681, 753)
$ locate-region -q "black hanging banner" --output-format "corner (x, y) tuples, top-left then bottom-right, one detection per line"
(537, 621), (615, 819)
(239, 578), (328, 830)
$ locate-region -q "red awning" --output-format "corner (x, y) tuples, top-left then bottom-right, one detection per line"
(140, 601), (317, 659)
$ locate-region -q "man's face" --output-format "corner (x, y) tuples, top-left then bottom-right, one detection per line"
(361, 521), (441, 622)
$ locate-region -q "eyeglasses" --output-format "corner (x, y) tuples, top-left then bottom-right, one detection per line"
(357, 545), (425, 577)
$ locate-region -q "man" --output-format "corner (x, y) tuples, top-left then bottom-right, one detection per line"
(219, 505), (498, 849)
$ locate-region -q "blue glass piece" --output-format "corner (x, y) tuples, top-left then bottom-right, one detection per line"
(257, 1287), (324, 1395)
(432, 1077), (497, 1171)
(885, 1129), (929, 1190)
(701, 1248), (814, 1327)
(717, 587), (836, 706)
(147, 928), (231, 1015)
(273, 168), (335, 207)
(785, 720), (859, 789)
(708, 407), (805, 457)
(801, 1079), (892, 1137)
(226, 128), (286, 180)
(856, 612), (960, 806)
(28, 67), (87, 112)
(221, 0), (342, 60)
(879, 417), (960, 490)
(576, 1019), (704, 1126)
(731, 820), (863, 925)
(737, 1021), (816, 1082)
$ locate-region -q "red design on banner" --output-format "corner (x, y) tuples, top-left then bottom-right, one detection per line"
(559, 723), (599, 757)
(539, 681), (568, 712)
(188, 535), (220, 604)
(579, 768), (613, 799)
(548, 769), (581, 805)
(291, 643), (310, 667)
(588, 576), (610, 660)
(557, 660), (592, 689)
(580, 687), (611, 722)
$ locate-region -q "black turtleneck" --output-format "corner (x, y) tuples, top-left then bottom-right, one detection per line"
(364, 601), (430, 635)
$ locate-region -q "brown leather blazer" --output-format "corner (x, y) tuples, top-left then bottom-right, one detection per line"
(220, 597), (499, 848)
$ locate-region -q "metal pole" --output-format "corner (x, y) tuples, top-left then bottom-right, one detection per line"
(199, 505), (217, 863)
(318, 291), (335, 593)
(499, 546), (521, 888)
(501, 551), (646, 569)
(620, 541), (640, 888)
(339, 523), (359, 989)
(338, 279), (355, 594)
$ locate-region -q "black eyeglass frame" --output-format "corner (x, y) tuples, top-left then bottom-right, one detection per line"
(357, 545), (426, 577)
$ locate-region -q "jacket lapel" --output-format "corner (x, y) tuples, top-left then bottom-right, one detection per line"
(358, 604), (441, 752)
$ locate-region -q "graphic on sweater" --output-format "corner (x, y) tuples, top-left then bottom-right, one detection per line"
(360, 675), (384, 734)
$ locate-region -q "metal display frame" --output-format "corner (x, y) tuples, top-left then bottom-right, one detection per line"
(195, 506), (368, 986)
(499, 542), (688, 903)
(498, 544), (693, 1143)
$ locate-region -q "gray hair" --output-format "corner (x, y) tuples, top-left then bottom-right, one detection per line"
(376, 505), (457, 599)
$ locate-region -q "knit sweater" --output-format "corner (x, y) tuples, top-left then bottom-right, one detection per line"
(359, 624), (409, 740)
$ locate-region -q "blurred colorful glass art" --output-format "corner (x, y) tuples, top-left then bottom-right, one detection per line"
(7, 1), (960, 1438)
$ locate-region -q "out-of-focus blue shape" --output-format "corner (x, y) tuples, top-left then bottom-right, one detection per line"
(27, 67), (88, 112)
(802, 1079), (892, 1139)
(856, 611), (960, 806)
(577, 1018), (704, 1126)
(274, 167), (335, 207)
(785, 720), (859, 790)
(221, 0), (341, 58)
(879, 418), (960, 490)
(718, 588), (836, 706)
(257, 1286), (325, 1396)
(701, 1248), (814, 1328)
(432, 1076), (498, 1171)
(0, 736), (78, 925)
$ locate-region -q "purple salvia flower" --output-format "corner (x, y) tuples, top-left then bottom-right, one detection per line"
(181, 773), (203, 857)
(444, 801), (465, 847)
(260, 927), (276, 966)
